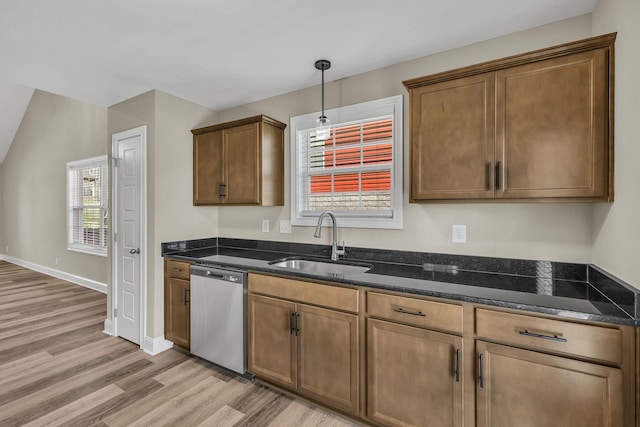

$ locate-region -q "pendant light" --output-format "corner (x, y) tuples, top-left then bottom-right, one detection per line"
(314, 59), (331, 141)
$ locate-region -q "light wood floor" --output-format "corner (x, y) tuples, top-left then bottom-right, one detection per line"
(0, 261), (359, 426)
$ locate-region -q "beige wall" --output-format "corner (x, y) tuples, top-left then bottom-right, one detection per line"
(1, 89), (108, 283)
(210, 15), (595, 264)
(152, 90), (218, 337)
(591, 0), (640, 288)
(0, 163), (3, 254)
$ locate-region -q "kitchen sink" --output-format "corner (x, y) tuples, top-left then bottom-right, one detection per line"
(268, 257), (371, 276)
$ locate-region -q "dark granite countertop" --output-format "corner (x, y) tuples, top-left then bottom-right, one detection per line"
(162, 238), (638, 326)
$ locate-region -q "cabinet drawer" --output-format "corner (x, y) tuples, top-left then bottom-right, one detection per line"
(166, 260), (191, 280)
(367, 292), (463, 334)
(475, 309), (623, 364)
(248, 273), (359, 313)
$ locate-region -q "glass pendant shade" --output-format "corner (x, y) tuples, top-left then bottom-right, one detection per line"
(315, 115), (331, 141)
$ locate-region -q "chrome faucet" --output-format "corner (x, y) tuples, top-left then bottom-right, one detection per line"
(314, 211), (345, 261)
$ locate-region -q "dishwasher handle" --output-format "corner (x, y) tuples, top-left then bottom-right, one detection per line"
(205, 271), (225, 279)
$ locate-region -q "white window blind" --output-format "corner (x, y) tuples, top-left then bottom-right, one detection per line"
(290, 95), (403, 229)
(66, 156), (108, 256)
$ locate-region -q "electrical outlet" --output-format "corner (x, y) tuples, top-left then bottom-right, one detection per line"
(452, 224), (466, 243)
(55, 257), (59, 265)
(261, 219), (269, 233)
(5, 246), (8, 253)
(279, 220), (292, 234)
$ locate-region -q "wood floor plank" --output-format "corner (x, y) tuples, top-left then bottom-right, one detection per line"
(0, 261), (359, 427)
(104, 360), (218, 426)
(21, 384), (125, 427)
(0, 350), (150, 425)
(125, 376), (228, 427)
(197, 404), (245, 427)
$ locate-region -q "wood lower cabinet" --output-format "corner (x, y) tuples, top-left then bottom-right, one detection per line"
(476, 341), (623, 427)
(164, 260), (191, 349)
(367, 318), (463, 427)
(244, 273), (635, 427)
(248, 294), (296, 389)
(404, 33), (615, 202)
(247, 275), (359, 414)
(297, 304), (358, 413)
(192, 115), (285, 206)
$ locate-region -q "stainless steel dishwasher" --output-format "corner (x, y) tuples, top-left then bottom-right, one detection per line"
(189, 264), (247, 375)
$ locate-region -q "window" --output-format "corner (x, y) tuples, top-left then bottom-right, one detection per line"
(290, 95), (403, 229)
(66, 155), (108, 256)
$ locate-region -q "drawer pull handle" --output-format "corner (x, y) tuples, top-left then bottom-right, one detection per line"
(518, 329), (567, 343)
(172, 268), (182, 272)
(393, 307), (426, 317)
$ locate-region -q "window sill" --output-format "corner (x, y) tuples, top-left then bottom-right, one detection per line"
(68, 246), (108, 257)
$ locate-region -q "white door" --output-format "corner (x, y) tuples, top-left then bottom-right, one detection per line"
(112, 126), (146, 345)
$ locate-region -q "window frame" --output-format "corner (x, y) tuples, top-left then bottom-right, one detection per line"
(66, 155), (108, 257)
(290, 95), (403, 229)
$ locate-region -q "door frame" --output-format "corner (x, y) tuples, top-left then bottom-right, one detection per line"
(110, 125), (147, 348)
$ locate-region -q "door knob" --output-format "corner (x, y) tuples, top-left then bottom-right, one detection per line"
(129, 248), (140, 254)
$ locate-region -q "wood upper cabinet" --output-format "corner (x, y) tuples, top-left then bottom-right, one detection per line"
(496, 49), (610, 199)
(476, 340), (623, 427)
(164, 260), (191, 349)
(192, 115), (286, 206)
(410, 72), (495, 200)
(367, 318), (463, 427)
(247, 274), (359, 414)
(404, 33), (615, 202)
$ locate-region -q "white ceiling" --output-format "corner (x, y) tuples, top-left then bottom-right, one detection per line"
(0, 0), (598, 163)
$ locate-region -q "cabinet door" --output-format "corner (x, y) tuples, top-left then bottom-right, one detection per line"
(165, 277), (190, 349)
(476, 341), (622, 427)
(297, 304), (359, 414)
(193, 131), (223, 205)
(410, 72), (495, 200)
(495, 49), (610, 199)
(367, 319), (463, 427)
(224, 122), (260, 204)
(247, 294), (297, 390)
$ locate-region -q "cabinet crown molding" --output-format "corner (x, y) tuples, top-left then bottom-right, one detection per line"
(403, 32), (617, 89)
(191, 114), (287, 135)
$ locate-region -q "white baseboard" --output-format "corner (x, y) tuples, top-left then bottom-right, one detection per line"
(103, 319), (114, 336)
(142, 335), (174, 356)
(1, 255), (107, 294)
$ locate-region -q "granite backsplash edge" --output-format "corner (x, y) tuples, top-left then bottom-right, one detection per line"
(161, 237), (638, 320)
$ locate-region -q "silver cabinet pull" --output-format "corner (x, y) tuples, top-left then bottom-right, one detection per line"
(171, 267), (182, 272)
(393, 307), (426, 317)
(496, 161), (503, 190)
(487, 162), (493, 190)
(454, 348), (461, 383)
(518, 329), (567, 343)
(129, 248), (140, 254)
